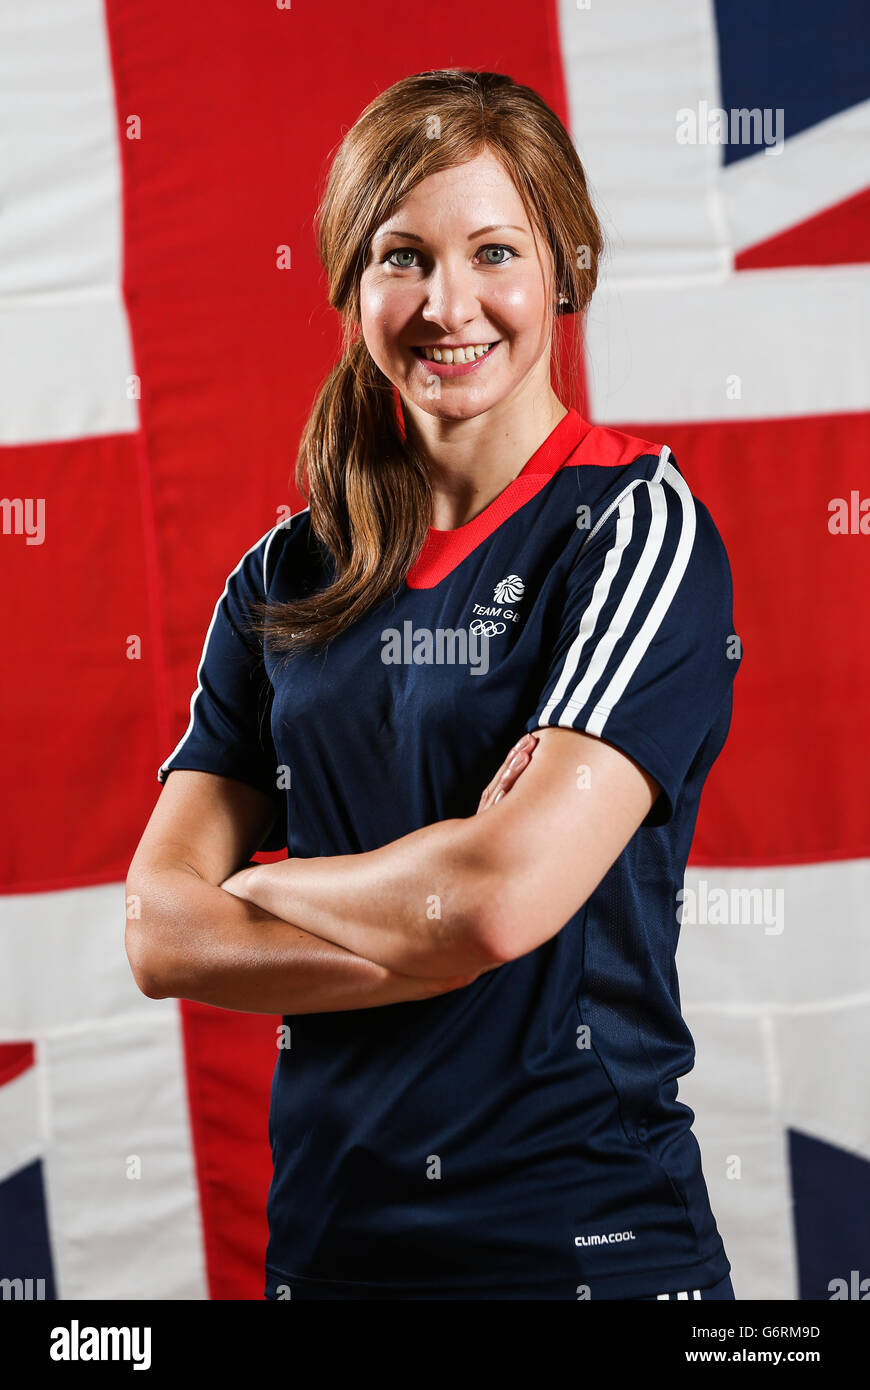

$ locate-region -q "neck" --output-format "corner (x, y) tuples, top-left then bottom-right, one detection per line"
(406, 388), (569, 533)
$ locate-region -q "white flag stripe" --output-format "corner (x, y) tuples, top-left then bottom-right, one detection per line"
(676, 860), (870, 1298)
(586, 264), (870, 423)
(557, 0), (727, 283)
(0, 293), (139, 446)
(0, 879), (207, 1298)
(723, 99), (870, 257)
(0, 0), (137, 445)
(680, 1007), (798, 1300)
(676, 860), (870, 1014)
(560, 0), (870, 279)
(42, 1014), (207, 1299)
(558, 0), (870, 427)
(0, 1065), (42, 1184)
(0, 883), (162, 1036)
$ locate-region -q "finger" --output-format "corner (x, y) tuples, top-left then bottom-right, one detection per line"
(477, 732), (539, 812)
(484, 748), (531, 807)
(477, 747), (523, 812)
(482, 733), (537, 803)
(499, 747), (533, 793)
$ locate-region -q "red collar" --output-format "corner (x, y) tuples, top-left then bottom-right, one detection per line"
(406, 407), (592, 589)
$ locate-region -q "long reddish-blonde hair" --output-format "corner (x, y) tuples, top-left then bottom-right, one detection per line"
(246, 68), (604, 664)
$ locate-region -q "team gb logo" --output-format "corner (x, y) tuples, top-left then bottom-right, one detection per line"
(493, 575), (525, 604)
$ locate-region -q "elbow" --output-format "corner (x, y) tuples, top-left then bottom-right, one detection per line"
(450, 828), (518, 970)
(466, 864), (576, 967)
(135, 973), (168, 1002)
(461, 864), (527, 970)
(124, 882), (172, 999)
(125, 926), (169, 999)
(457, 808), (595, 966)
(472, 892), (522, 968)
(135, 969), (169, 1002)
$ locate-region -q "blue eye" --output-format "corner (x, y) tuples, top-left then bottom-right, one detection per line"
(383, 244), (517, 269)
(385, 248), (419, 268)
(479, 245), (515, 265)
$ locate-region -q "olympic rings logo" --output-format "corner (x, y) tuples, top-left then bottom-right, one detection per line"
(470, 620), (507, 637)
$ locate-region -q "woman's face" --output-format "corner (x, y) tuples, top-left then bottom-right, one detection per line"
(359, 150), (557, 422)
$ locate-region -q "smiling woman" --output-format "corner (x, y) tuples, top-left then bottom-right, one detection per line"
(130, 68), (742, 1304)
(365, 166), (583, 436)
(236, 69), (601, 661)
(362, 165), (562, 423)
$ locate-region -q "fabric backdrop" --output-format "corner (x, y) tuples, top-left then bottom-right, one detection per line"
(1, 0), (868, 1300)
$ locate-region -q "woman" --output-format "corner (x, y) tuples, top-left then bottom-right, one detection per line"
(127, 70), (741, 1301)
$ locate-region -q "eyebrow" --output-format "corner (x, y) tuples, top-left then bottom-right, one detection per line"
(372, 223), (529, 245)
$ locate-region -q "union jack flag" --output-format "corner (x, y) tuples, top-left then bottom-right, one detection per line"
(1, 0), (867, 1300)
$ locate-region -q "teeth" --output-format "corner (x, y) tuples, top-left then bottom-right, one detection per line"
(419, 343), (495, 364)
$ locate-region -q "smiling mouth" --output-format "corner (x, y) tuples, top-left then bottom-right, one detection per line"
(412, 341), (500, 364)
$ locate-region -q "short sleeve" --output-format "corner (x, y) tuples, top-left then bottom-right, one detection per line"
(524, 458), (741, 827)
(158, 528), (287, 854)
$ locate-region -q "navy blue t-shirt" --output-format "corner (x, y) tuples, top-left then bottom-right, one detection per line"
(158, 407), (742, 1300)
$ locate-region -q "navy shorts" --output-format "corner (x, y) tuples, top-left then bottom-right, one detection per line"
(635, 1272), (735, 1301)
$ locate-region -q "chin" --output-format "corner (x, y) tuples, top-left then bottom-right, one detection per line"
(414, 394), (500, 422)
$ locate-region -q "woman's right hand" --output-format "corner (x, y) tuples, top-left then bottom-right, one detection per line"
(414, 734), (541, 996)
(476, 732), (539, 814)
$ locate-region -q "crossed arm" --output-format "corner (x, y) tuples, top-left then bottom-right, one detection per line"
(218, 727), (660, 979)
(126, 727), (659, 1012)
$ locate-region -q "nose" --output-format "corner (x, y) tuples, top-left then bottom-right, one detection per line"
(419, 258), (480, 333)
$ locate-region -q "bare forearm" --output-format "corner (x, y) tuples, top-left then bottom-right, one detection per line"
(232, 816), (502, 979)
(125, 866), (475, 1014)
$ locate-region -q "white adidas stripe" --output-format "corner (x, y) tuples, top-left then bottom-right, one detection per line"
(537, 486), (642, 726)
(561, 478), (670, 733)
(538, 449), (697, 737)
